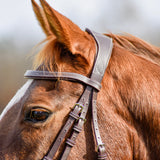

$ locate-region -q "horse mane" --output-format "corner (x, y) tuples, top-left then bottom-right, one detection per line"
(106, 33), (160, 66)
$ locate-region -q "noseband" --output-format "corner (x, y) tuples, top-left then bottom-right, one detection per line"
(24, 29), (113, 160)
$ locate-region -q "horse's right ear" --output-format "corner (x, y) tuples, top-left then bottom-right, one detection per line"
(31, 0), (53, 36)
(32, 0), (96, 65)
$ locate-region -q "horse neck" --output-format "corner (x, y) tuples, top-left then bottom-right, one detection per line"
(100, 43), (160, 131)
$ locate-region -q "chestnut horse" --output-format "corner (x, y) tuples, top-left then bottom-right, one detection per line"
(0, 0), (160, 159)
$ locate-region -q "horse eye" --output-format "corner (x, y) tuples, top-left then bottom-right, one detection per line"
(25, 108), (50, 123)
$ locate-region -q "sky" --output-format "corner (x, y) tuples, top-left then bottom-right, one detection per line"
(0, 0), (160, 108)
(0, 0), (160, 47)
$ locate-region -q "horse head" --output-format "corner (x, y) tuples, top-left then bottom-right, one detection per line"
(0, 0), (160, 160)
(0, 0), (97, 159)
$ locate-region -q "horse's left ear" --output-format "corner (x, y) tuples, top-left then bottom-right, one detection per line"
(39, 0), (96, 57)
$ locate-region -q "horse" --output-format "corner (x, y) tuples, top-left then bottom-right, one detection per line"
(0, 0), (160, 159)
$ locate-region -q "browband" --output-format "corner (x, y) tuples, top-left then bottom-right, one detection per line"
(24, 70), (101, 91)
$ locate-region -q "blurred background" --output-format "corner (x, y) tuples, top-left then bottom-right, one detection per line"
(0, 0), (160, 113)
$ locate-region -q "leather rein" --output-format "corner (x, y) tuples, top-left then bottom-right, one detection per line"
(24, 29), (113, 160)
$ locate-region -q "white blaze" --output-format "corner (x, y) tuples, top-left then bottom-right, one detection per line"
(0, 80), (33, 121)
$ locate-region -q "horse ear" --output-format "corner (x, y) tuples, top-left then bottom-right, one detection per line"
(31, 0), (53, 36)
(39, 0), (95, 56)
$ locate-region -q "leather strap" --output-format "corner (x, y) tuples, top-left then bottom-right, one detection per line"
(92, 91), (107, 160)
(24, 70), (101, 91)
(24, 28), (113, 160)
(43, 86), (92, 160)
(60, 29), (113, 160)
(86, 29), (113, 159)
(86, 29), (113, 83)
(60, 86), (92, 160)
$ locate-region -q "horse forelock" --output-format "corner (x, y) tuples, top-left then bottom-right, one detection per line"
(0, 80), (33, 121)
(33, 36), (58, 72)
(33, 36), (93, 75)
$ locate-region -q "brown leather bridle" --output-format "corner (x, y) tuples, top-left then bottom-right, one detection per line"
(24, 29), (113, 160)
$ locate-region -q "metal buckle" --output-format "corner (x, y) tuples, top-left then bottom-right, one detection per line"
(77, 117), (86, 123)
(73, 103), (84, 112)
(97, 143), (105, 152)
